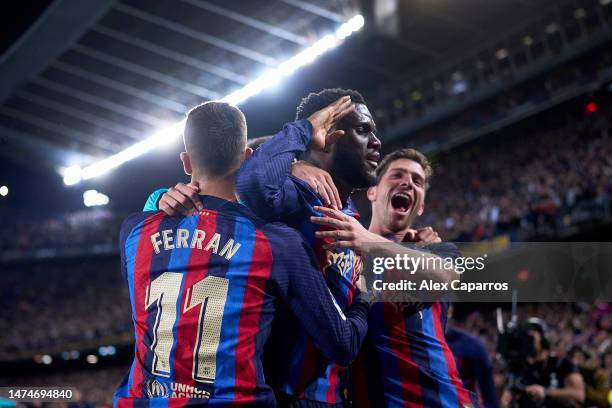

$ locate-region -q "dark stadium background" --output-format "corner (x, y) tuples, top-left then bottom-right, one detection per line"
(0, 1), (610, 406)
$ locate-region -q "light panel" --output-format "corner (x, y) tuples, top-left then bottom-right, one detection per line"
(63, 15), (365, 185)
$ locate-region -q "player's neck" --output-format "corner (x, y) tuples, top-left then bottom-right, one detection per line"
(369, 220), (410, 242)
(334, 177), (353, 208)
(191, 175), (239, 203)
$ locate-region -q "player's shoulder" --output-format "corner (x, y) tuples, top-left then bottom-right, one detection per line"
(258, 221), (305, 240)
(426, 241), (460, 258)
(119, 211), (165, 242)
(257, 221), (309, 251)
(287, 174), (323, 207)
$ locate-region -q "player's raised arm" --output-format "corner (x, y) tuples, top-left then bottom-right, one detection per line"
(236, 96), (354, 223)
(270, 226), (369, 366)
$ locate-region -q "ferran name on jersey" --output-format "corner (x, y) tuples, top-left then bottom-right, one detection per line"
(150, 228), (242, 260)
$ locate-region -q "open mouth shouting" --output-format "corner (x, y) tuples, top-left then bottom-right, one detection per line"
(390, 191), (413, 215)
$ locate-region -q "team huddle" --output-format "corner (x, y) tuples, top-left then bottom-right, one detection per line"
(114, 89), (480, 407)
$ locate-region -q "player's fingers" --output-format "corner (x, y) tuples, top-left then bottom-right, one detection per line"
(314, 180), (332, 207)
(174, 184), (204, 211)
(335, 103), (355, 120)
(325, 130), (345, 149)
(314, 230), (350, 239)
(320, 178), (339, 210)
(323, 241), (352, 250)
(168, 188), (196, 212)
(330, 96), (351, 110)
(313, 206), (350, 221)
(323, 173), (342, 210)
(310, 216), (350, 230)
(159, 200), (179, 217)
(162, 193), (190, 216)
(402, 229), (418, 242)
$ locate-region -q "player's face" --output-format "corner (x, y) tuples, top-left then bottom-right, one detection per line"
(369, 159), (426, 232)
(330, 103), (381, 188)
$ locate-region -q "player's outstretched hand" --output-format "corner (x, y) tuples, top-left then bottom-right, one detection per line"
(292, 161), (341, 210)
(311, 206), (384, 252)
(159, 182), (203, 216)
(402, 226), (441, 245)
(307, 96), (355, 152)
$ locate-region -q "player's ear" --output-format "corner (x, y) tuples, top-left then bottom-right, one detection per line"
(417, 201), (424, 216)
(244, 147), (253, 160)
(367, 186), (377, 202)
(180, 152), (192, 175)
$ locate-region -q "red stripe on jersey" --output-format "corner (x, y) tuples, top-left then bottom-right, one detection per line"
(383, 303), (423, 407)
(295, 339), (320, 397)
(114, 398), (133, 408)
(349, 352), (371, 408)
(326, 363), (343, 402)
(167, 398), (189, 408)
(132, 213), (164, 397)
(171, 213), (215, 388)
(233, 229), (273, 400)
(431, 303), (473, 407)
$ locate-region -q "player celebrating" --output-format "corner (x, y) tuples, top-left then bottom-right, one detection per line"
(114, 100), (370, 406)
(311, 148), (481, 407)
(149, 88), (382, 407)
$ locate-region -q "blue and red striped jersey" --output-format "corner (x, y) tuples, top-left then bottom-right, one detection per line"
(446, 326), (499, 408)
(236, 120), (363, 403)
(351, 243), (482, 408)
(114, 195), (369, 407)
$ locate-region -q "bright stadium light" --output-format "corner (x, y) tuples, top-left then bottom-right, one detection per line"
(83, 189), (110, 207)
(0, 185), (8, 197)
(62, 165), (82, 186)
(63, 14), (365, 185)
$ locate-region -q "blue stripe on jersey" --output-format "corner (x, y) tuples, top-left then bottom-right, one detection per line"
(165, 215), (198, 383)
(124, 219), (145, 398)
(144, 217), (176, 386)
(313, 364), (333, 401)
(113, 355), (137, 406)
(422, 308), (459, 408)
(298, 214), (319, 248)
(378, 308), (402, 407)
(284, 331), (309, 393)
(149, 398), (168, 408)
(214, 215), (255, 399)
(407, 307), (442, 407)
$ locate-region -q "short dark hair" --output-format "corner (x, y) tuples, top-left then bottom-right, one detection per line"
(296, 88), (366, 120)
(247, 135), (272, 150)
(183, 101), (247, 177)
(376, 148), (433, 188)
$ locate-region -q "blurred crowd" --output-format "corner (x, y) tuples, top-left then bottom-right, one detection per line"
(0, 208), (120, 253)
(452, 302), (611, 407)
(5, 366), (127, 408)
(421, 101), (612, 241)
(373, 38), (612, 139)
(0, 259), (132, 358)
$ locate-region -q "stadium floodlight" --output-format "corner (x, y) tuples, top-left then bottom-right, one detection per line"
(83, 189), (110, 207)
(0, 185), (7, 197)
(63, 14), (365, 185)
(62, 165), (82, 186)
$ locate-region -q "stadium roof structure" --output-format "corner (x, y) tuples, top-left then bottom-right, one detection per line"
(0, 0), (598, 176)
